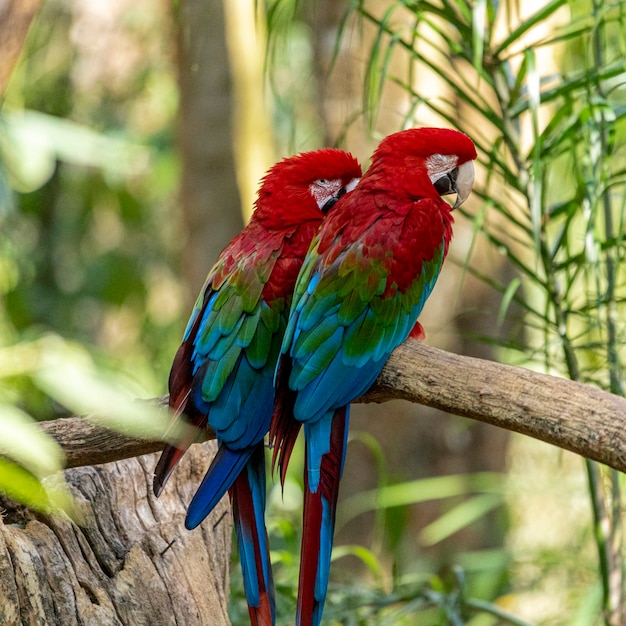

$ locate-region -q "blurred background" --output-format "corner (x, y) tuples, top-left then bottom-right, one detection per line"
(1, 1), (625, 624)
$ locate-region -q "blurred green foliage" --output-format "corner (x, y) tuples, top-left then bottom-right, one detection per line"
(1, 0), (182, 405)
(0, 1), (181, 511)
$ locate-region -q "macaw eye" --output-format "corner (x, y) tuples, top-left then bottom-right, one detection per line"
(316, 178), (331, 187)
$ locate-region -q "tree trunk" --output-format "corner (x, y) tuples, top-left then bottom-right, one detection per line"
(176, 0), (244, 300)
(0, 442), (231, 626)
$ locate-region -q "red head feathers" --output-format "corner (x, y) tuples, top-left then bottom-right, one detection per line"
(365, 127), (477, 207)
(254, 148), (362, 229)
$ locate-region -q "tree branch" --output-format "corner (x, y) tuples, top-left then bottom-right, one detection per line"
(41, 340), (626, 472)
(39, 408), (178, 469)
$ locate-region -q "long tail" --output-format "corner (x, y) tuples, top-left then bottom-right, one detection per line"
(153, 335), (199, 497)
(186, 444), (254, 530)
(298, 406), (349, 626)
(153, 404), (198, 497)
(153, 443), (190, 497)
(230, 443), (275, 626)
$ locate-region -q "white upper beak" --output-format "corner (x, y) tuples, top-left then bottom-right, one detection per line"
(453, 160), (475, 209)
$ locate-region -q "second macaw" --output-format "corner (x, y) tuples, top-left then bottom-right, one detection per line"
(271, 127), (477, 626)
(153, 149), (362, 626)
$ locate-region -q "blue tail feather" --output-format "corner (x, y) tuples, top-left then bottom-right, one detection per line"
(185, 445), (253, 530)
(231, 443), (275, 625)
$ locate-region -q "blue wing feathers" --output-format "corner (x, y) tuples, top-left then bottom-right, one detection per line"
(182, 289), (211, 341)
(204, 316), (245, 360)
(306, 270), (321, 295)
(199, 342), (241, 402)
(228, 373), (274, 447)
(215, 293), (244, 334)
(299, 297), (341, 333)
(285, 246), (448, 435)
(195, 355), (274, 446)
(293, 352), (355, 421)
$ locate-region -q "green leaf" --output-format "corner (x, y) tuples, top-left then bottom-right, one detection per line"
(0, 456), (51, 511)
(1, 110), (151, 192)
(472, 0), (487, 72)
(498, 277), (522, 327)
(420, 493), (502, 546)
(0, 456), (73, 515)
(338, 472), (503, 526)
(332, 544), (384, 586)
(32, 338), (175, 441)
(493, 0), (569, 56)
(0, 404), (65, 476)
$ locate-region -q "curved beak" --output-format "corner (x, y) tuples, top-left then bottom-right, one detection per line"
(452, 160), (475, 209)
(320, 177), (360, 213)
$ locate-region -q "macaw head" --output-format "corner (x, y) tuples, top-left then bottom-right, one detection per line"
(368, 127), (477, 209)
(254, 148), (362, 229)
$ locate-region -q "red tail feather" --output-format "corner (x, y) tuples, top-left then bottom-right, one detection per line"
(409, 320), (425, 341)
(298, 407), (347, 626)
(269, 357), (302, 486)
(153, 444), (189, 497)
(298, 480), (323, 625)
(230, 462), (274, 626)
(154, 333), (208, 496)
(247, 594), (273, 626)
(154, 390), (206, 496)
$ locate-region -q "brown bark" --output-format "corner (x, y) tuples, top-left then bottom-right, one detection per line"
(370, 341), (626, 470)
(176, 0), (244, 298)
(0, 442), (231, 626)
(39, 341), (626, 473)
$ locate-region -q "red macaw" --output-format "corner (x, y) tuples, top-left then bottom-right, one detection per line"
(153, 149), (362, 626)
(270, 127), (477, 626)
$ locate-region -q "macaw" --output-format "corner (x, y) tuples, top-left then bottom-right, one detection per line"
(153, 149), (362, 626)
(270, 127), (477, 626)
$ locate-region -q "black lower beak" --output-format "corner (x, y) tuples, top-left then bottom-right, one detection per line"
(321, 186), (347, 214)
(433, 167), (458, 197)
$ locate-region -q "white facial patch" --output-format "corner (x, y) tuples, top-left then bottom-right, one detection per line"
(344, 177), (360, 193)
(426, 153), (459, 185)
(309, 179), (343, 208)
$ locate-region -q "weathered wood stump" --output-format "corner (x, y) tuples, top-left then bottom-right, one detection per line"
(0, 442), (232, 626)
